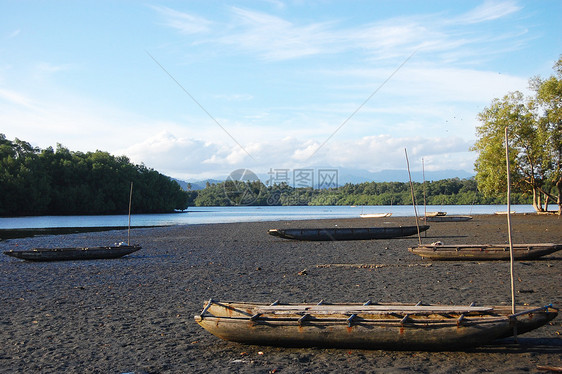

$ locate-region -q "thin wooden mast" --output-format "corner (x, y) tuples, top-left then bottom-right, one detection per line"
(505, 127), (518, 343)
(422, 158), (427, 221)
(128, 181), (133, 246)
(405, 148), (422, 245)
(505, 128), (516, 315)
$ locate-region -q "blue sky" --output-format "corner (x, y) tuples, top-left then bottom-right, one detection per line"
(1, 1), (560, 180)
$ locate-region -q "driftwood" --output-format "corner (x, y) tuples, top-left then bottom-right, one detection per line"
(537, 366), (562, 372)
(316, 263), (432, 269)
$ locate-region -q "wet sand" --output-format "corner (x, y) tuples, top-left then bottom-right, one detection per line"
(1, 214), (561, 373)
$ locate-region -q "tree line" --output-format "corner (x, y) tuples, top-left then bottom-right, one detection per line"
(186, 178), (531, 207)
(0, 135), (189, 216)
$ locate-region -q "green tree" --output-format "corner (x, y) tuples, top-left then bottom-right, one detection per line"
(472, 56), (562, 215)
(529, 57), (562, 213)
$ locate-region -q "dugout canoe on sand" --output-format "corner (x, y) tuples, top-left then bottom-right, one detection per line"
(194, 300), (558, 350)
(359, 213), (392, 218)
(408, 243), (562, 261)
(425, 211), (447, 217)
(268, 225), (428, 241)
(3, 244), (141, 262)
(421, 215), (473, 222)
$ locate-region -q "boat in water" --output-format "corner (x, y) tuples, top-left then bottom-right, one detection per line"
(194, 299), (558, 350)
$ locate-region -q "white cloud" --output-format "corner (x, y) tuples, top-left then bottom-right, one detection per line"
(152, 5), (213, 34)
(154, 3), (528, 64)
(0, 87), (35, 108)
(113, 129), (475, 180)
(455, 0), (521, 25)
(119, 131), (220, 173)
(221, 7), (335, 60)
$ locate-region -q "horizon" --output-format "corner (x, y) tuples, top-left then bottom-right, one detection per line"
(179, 167), (475, 186)
(1, 1), (560, 180)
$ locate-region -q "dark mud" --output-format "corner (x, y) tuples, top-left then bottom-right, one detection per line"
(1, 214), (560, 373)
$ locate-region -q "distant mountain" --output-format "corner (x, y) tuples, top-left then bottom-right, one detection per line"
(175, 167), (474, 191)
(174, 178), (223, 191)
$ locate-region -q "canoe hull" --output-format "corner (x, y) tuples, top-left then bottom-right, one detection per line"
(360, 213), (392, 218)
(195, 301), (558, 350)
(408, 243), (562, 261)
(3, 245), (141, 261)
(423, 216), (472, 222)
(268, 226), (429, 241)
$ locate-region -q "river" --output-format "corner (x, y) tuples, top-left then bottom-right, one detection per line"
(0, 205), (536, 229)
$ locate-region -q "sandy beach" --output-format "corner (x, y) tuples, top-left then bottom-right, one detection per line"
(1, 214), (561, 373)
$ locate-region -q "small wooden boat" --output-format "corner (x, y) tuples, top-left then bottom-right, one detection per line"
(425, 211), (447, 217)
(3, 244), (141, 262)
(408, 243), (562, 261)
(359, 213), (392, 218)
(422, 215), (473, 222)
(194, 300), (558, 350)
(268, 225), (428, 241)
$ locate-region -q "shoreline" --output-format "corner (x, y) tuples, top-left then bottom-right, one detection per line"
(0, 226), (173, 240)
(1, 214), (561, 373)
(0, 210), (550, 240)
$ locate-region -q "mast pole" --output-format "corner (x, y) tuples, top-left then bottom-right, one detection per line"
(405, 149), (422, 245)
(505, 128), (516, 314)
(505, 127), (517, 341)
(128, 181), (133, 246)
(422, 158), (428, 230)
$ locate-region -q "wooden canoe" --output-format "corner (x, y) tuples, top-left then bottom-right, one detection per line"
(359, 213), (392, 218)
(408, 243), (562, 261)
(268, 225), (428, 241)
(194, 300), (558, 350)
(425, 211), (447, 217)
(422, 215), (472, 222)
(3, 244), (141, 262)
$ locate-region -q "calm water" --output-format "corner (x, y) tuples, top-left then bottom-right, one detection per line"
(0, 205), (536, 229)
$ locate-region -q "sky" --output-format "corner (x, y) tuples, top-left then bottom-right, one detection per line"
(1, 0), (561, 182)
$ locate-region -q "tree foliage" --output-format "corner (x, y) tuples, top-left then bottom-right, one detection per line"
(188, 177), (529, 207)
(0, 135), (189, 216)
(472, 56), (562, 214)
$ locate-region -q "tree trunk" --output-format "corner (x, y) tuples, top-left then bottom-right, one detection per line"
(532, 187), (544, 212)
(556, 179), (562, 216)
